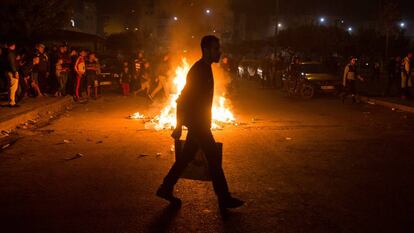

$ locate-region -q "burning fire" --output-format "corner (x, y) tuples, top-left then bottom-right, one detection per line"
(131, 58), (235, 130)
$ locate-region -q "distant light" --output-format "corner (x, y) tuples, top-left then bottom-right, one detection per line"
(341, 20), (344, 24)
(173, 16), (178, 21)
(125, 27), (129, 30)
(70, 19), (75, 27)
(400, 22), (406, 28)
(347, 27), (353, 32)
(320, 17), (326, 23)
(134, 27), (138, 31)
(205, 9), (211, 15)
(191, 35), (195, 39)
(278, 23), (283, 28)
(213, 29), (216, 33)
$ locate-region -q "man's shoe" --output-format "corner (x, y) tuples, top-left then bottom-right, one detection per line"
(219, 196), (244, 209)
(156, 186), (181, 205)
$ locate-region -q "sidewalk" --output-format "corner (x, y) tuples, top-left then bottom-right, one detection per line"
(358, 77), (414, 114)
(0, 96), (73, 131)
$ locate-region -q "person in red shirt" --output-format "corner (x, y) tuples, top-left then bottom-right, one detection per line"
(74, 50), (87, 101)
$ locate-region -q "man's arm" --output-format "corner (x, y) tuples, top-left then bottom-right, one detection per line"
(342, 65), (349, 86)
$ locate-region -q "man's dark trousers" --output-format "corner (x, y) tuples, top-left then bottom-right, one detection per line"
(162, 126), (230, 199)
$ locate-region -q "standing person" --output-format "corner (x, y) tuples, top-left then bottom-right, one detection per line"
(372, 62), (381, 83)
(342, 57), (364, 103)
(68, 49), (78, 96)
(22, 55), (42, 97)
(85, 52), (100, 99)
(4, 42), (20, 107)
(74, 50), (87, 101)
(149, 53), (170, 100)
(401, 52), (412, 100)
(384, 56), (401, 96)
(120, 65), (132, 96)
(157, 35), (244, 210)
(54, 58), (66, 97)
(34, 43), (50, 94)
(133, 50), (145, 93)
(57, 45), (71, 96)
(135, 61), (152, 96)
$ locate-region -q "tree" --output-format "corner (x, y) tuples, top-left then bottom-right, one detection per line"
(0, 0), (72, 41)
(379, 0), (401, 59)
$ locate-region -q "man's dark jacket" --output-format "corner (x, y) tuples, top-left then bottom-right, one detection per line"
(177, 59), (214, 129)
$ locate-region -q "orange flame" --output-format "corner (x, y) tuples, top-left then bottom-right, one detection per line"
(131, 58), (235, 130)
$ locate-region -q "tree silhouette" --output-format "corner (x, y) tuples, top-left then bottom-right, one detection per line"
(379, 0), (401, 58)
(0, 0), (72, 41)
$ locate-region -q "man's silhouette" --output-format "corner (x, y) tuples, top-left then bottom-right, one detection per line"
(156, 35), (244, 209)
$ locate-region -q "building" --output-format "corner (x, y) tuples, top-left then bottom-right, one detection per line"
(65, 0), (99, 35)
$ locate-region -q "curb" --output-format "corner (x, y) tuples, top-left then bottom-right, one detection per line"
(360, 96), (414, 114)
(0, 97), (73, 131)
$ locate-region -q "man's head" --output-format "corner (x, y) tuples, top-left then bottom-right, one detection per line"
(36, 43), (45, 53)
(138, 50), (144, 58)
(7, 42), (16, 51)
(89, 52), (96, 61)
(201, 35), (221, 63)
(293, 56), (300, 64)
(59, 45), (67, 53)
(33, 56), (40, 65)
(350, 57), (357, 65)
(80, 50), (87, 57)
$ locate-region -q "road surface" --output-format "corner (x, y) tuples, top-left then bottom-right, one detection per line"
(1, 81), (413, 233)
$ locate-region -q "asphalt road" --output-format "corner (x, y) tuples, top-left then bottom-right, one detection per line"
(1, 81), (413, 233)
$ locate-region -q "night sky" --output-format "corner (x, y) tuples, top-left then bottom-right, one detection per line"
(95, 0), (414, 20)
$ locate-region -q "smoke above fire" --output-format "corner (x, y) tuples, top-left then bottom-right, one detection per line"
(158, 0), (233, 102)
(129, 0), (236, 130)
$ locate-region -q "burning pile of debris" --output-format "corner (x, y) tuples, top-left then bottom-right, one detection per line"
(129, 58), (236, 130)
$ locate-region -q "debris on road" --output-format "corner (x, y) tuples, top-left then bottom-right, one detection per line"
(285, 137), (292, 141)
(65, 153), (83, 161)
(96, 140), (103, 144)
(1, 143), (10, 150)
(138, 154), (150, 158)
(156, 152), (162, 158)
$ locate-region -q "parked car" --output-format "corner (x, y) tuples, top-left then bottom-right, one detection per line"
(282, 61), (342, 99)
(237, 59), (263, 80)
(98, 55), (121, 91)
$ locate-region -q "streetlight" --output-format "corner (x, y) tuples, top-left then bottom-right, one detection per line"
(347, 27), (353, 32)
(277, 23), (283, 28)
(173, 16), (178, 21)
(319, 17), (326, 23)
(205, 9), (211, 15)
(399, 22), (406, 29)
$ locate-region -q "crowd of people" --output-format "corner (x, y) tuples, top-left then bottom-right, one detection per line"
(0, 41), (176, 107)
(341, 51), (413, 103)
(0, 42), (105, 107)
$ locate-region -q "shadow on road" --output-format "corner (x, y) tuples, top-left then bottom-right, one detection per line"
(147, 203), (181, 233)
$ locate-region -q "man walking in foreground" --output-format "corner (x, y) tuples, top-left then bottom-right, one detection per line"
(156, 35), (244, 210)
